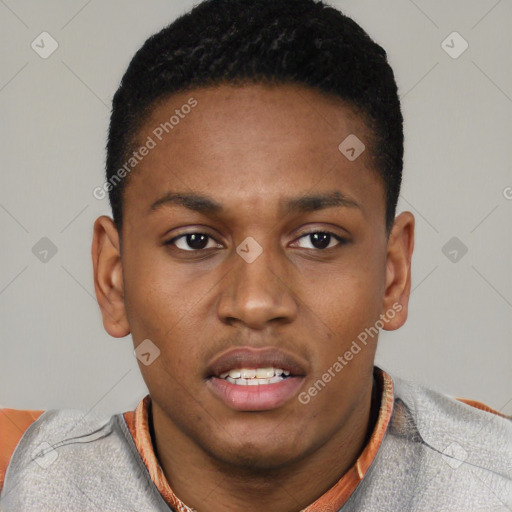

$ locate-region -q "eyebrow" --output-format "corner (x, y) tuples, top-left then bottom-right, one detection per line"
(150, 192), (223, 214)
(283, 191), (361, 214)
(149, 191), (361, 215)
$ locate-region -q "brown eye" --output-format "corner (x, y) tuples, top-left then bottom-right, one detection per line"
(165, 233), (221, 251)
(294, 231), (346, 250)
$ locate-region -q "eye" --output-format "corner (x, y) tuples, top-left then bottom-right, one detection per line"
(165, 232), (222, 252)
(165, 230), (347, 252)
(292, 230), (346, 250)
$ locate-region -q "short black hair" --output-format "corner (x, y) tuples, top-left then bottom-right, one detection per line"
(106, 0), (403, 234)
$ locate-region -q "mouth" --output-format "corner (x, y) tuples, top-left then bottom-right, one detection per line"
(218, 367), (292, 385)
(205, 347), (307, 411)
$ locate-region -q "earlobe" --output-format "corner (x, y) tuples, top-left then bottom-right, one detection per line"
(91, 216), (131, 338)
(381, 211), (415, 331)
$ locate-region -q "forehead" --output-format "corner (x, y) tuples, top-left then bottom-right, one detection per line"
(122, 83), (384, 225)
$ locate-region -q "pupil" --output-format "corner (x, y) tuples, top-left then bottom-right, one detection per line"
(188, 233), (208, 249)
(311, 233), (330, 249)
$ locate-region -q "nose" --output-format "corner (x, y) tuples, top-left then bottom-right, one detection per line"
(217, 240), (298, 330)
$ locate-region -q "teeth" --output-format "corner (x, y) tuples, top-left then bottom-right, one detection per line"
(256, 367), (275, 378)
(226, 376), (245, 385)
(217, 367), (291, 385)
(240, 368), (256, 379)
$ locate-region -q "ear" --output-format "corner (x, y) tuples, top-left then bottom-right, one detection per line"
(381, 211), (415, 331)
(91, 215), (130, 338)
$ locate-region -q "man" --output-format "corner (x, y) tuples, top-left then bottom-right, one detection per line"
(1, 0), (510, 510)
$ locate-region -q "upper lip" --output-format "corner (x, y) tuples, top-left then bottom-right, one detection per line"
(206, 347), (308, 378)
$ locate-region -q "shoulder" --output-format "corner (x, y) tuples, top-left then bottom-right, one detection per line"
(455, 397), (510, 419)
(392, 374), (512, 443)
(392, 373), (511, 425)
(0, 407), (170, 511)
(0, 408), (45, 492)
(0, 406), (118, 495)
(391, 374), (512, 484)
(353, 373), (512, 510)
(0, 407), (117, 501)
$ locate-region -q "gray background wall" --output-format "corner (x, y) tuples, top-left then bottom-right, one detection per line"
(1, 0), (511, 419)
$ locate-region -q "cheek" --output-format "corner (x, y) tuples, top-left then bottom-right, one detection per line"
(298, 270), (380, 420)
(123, 245), (191, 336)
(124, 275), (172, 341)
(123, 254), (209, 372)
(309, 262), (384, 338)
(126, 278), (202, 402)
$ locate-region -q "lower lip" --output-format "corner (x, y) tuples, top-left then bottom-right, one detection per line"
(207, 376), (305, 411)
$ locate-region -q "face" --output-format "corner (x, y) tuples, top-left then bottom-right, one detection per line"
(92, 83), (414, 471)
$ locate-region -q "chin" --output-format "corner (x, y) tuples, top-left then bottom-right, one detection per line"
(210, 435), (306, 472)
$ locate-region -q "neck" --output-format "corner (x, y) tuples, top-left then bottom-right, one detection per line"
(150, 377), (380, 512)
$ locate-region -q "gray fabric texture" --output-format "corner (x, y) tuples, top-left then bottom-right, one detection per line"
(0, 408), (172, 511)
(341, 376), (512, 511)
(1, 373), (511, 511)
